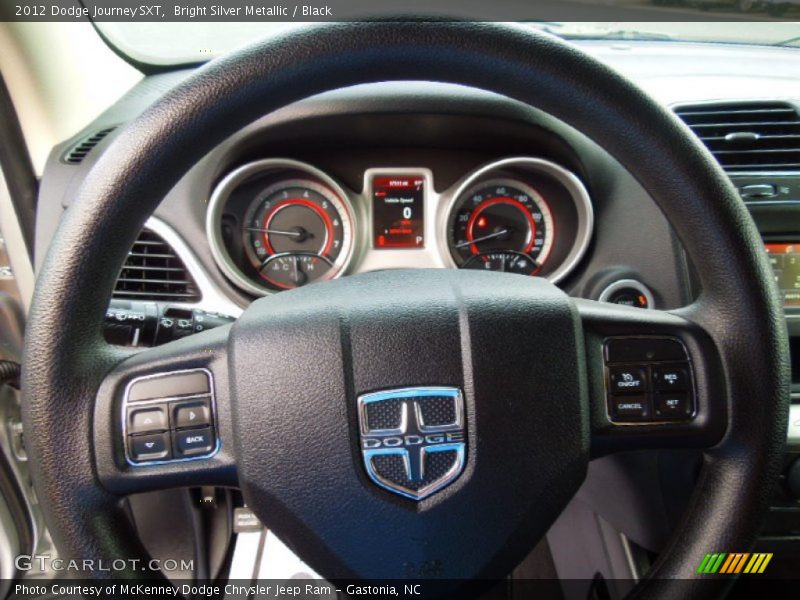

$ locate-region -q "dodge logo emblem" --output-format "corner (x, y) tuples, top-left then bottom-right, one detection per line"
(357, 387), (466, 501)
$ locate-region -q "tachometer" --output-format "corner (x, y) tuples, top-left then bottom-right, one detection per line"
(207, 159), (356, 296)
(243, 179), (351, 290)
(447, 179), (554, 274)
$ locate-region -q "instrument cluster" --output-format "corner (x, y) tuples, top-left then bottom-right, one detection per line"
(206, 157), (594, 295)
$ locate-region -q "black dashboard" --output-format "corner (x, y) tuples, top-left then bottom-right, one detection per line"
(35, 40), (799, 372)
(206, 154), (593, 295)
(38, 81), (690, 312)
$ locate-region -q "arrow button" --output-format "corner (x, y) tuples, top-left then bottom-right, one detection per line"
(173, 399), (212, 429)
(128, 405), (168, 434)
(129, 432), (170, 462)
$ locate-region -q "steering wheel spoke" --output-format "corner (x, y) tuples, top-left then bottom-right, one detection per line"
(93, 325), (237, 495)
(576, 298), (728, 457)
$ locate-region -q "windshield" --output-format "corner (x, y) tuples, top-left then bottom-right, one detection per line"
(97, 21), (800, 66)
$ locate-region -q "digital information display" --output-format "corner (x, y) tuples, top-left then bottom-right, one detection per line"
(766, 243), (800, 307)
(372, 175), (425, 249)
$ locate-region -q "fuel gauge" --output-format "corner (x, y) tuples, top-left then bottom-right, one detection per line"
(462, 251), (540, 275)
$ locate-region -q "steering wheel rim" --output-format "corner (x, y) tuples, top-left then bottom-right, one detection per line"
(22, 21), (789, 596)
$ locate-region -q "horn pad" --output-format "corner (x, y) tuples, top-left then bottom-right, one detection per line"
(228, 269), (589, 583)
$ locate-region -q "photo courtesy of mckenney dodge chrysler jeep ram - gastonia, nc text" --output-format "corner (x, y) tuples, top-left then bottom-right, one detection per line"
(0, 4), (799, 600)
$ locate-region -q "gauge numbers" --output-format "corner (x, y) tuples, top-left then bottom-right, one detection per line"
(448, 179), (554, 275)
(243, 179), (352, 290)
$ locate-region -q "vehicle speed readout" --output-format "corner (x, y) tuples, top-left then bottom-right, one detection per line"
(372, 175), (425, 249)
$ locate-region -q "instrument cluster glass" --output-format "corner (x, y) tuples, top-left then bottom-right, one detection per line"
(207, 158), (593, 297)
(207, 160), (355, 296)
(448, 179), (554, 276)
(242, 179), (349, 290)
(442, 158), (594, 283)
(371, 175), (426, 249)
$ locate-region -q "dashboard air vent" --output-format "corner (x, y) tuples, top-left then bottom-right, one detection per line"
(62, 127), (116, 164)
(674, 101), (800, 173)
(113, 229), (201, 302)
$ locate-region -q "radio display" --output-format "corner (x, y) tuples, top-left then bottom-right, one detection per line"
(372, 175), (425, 249)
(766, 243), (800, 307)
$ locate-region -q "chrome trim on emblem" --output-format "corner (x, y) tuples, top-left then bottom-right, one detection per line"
(357, 386), (466, 501)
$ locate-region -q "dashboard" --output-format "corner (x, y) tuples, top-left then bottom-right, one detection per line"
(205, 157), (593, 295)
(33, 40), (800, 339)
(38, 82), (695, 322)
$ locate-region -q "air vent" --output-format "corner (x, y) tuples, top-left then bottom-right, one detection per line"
(62, 127), (116, 164)
(674, 101), (800, 173)
(113, 230), (201, 302)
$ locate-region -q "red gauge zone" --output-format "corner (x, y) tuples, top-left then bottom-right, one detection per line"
(448, 180), (554, 275)
(243, 180), (350, 290)
(372, 175), (425, 249)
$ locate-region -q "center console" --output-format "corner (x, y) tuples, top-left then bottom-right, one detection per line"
(743, 174), (800, 397)
(736, 173), (800, 575)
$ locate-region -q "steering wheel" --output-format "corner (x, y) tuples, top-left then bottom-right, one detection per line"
(22, 22), (789, 597)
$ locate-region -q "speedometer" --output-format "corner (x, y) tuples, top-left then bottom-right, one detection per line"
(447, 179), (554, 274)
(442, 158), (594, 283)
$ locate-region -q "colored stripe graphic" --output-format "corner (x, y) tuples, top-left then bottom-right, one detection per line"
(744, 554), (760, 574)
(700, 553), (726, 574)
(719, 554), (736, 574)
(757, 553), (773, 573)
(711, 553), (726, 573)
(721, 553), (749, 574)
(697, 554), (712, 574)
(699, 552), (773, 574)
(701, 553), (721, 574)
(734, 553), (750, 573)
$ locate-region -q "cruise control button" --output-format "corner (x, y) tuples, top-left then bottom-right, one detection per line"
(609, 367), (648, 394)
(655, 393), (692, 419)
(653, 365), (690, 392)
(610, 396), (650, 421)
(128, 405), (168, 434)
(129, 432), (170, 462)
(173, 427), (215, 457)
(173, 398), (211, 429)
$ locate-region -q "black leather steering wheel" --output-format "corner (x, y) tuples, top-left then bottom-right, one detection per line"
(22, 21), (790, 598)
